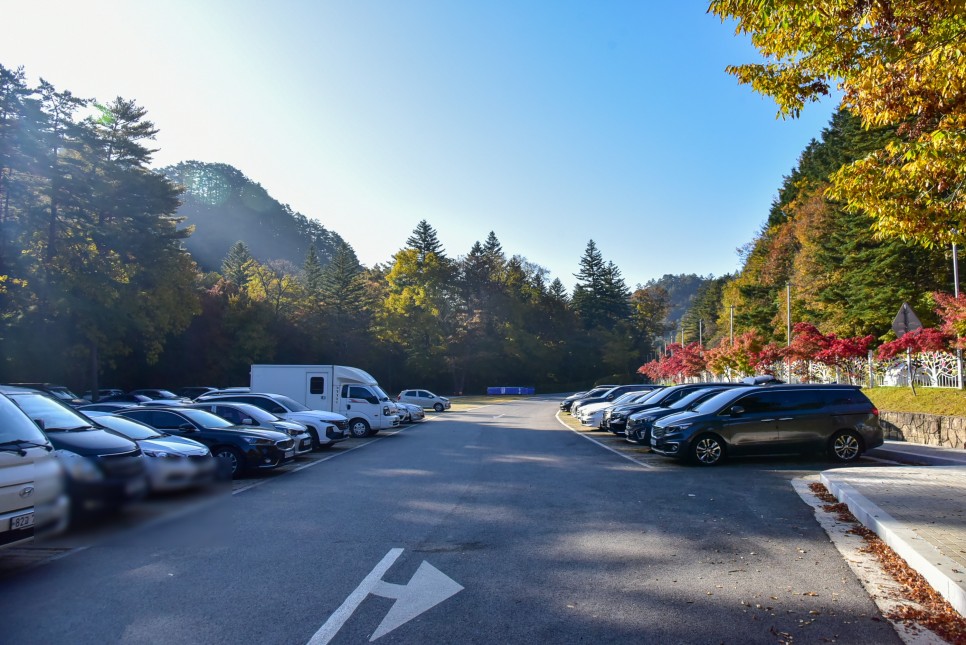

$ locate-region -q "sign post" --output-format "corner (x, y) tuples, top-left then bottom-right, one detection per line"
(892, 303), (923, 394)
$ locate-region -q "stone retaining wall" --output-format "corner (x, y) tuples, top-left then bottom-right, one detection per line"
(880, 411), (966, 449)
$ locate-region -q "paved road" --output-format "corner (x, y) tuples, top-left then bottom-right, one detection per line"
(0, 399), (899, 644)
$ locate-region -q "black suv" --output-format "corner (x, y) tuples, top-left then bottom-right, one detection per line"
(650, 384), (883, 466)
(624, 386), (733, 445)
(612, 382), (748, 435)
(0, 385), (148, 515)
(116, 407), (296, 478)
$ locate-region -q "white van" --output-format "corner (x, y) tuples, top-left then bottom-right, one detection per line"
(0, 393), (68, 548)
(250, 365), (400, 438)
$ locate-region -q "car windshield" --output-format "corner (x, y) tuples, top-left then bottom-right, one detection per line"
(668, 388), (726, 410)
(178, 408), (234, 428)
(0, 395), (50, 444)
(631, 389), (662, 404)
(372, 386), (392, 402)
(153, 390), (180, 399)
(611, 392), (641, 405)
(48, 387), (79, 401)
(273, 395), (309, 412)
(8, 393), (93, 432)
(95, 415), (164, 440)
(228, 403), (277, 422)
(690, 389), (748, 415)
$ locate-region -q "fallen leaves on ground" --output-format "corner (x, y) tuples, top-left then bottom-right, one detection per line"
(808, 482), (966, 643)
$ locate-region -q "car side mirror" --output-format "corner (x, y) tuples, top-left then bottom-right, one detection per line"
(729, 406), (745, 417)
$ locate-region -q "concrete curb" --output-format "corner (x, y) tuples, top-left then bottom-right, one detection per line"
(820, 472), (966, 617)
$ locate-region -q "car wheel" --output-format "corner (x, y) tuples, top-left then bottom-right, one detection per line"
(829, 430), (863, 463)
(306, 427), (322, 451)
(433, 402), (445, 412)
(691, 434), (725, 466)
(349, 418), (371, 438)
(214, 446), (245, 478)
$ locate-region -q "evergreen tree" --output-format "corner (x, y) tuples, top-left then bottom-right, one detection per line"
(222, 241), (254, 288)
(572, 240), (629, 330)
(302, 243), (325, 305)
(406, 219), (445, 263)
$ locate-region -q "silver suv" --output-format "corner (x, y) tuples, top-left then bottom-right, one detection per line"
(396, 389), (451, 412)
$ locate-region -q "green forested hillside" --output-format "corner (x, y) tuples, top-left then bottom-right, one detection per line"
(162, 161), (349, 272)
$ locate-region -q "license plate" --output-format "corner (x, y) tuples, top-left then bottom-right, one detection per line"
(11, 513), (34, 530)
(284, 450), (295, 458)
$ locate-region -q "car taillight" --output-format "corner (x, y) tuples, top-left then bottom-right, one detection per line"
(871, 407), (879, 416)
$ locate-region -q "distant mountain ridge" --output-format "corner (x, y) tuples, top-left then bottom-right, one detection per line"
(161, 161), (349, 272)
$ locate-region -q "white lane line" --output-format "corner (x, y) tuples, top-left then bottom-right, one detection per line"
(555, 412), (655, 469)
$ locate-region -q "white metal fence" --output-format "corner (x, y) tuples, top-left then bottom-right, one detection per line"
(679, 351), (964, 389)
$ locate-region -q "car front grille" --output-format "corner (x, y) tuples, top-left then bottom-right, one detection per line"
(97, 449), (145, 477)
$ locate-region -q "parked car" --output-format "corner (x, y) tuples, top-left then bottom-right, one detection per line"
(99, 393), (153, 404)
(194, 393), (348, 449)
(77, 402), (139, 413)
(186, 401), (313, 455)
(396, 389), (451, 412)
(82, 388), (125, 402)
(130, 389), (192, 404)
(601, 389), (666, 431)
(85, 412), (217, 493)
(571, 384), (661, 416)
(8, 383), (86, 407)
(395, 402), (425, 423)
(610, 383), (748, 435)
(0, 392), (68, 548)
(649, 384), (884, 466)
(574, 390), (655, 428)
(559, 385), (619, 412)
(115, 407), (296, 478)
(0, 385), (148, 516)
(624, 386), (733, 445)
(175, 386), (218, 400)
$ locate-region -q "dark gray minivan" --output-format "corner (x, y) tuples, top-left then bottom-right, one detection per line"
(650, 384), (883, 466)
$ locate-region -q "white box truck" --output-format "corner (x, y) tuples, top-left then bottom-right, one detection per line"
(250, 365), (399, 438)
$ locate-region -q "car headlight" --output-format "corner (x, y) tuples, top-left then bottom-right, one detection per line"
(143, 449), (180, 459)
(383, 406), (392, 415)
(56, 450), (104, 482)
(667, 423), (692, 433)
(242, 437), (273, 446)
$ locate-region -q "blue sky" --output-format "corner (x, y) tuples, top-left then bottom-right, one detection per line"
(3, 1), (837, 291)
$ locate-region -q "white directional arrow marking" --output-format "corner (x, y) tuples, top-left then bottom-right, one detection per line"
(369, 560), (464, 641)
(306, 548), (463, 645)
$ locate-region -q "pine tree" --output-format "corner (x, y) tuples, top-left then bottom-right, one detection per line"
(302, 243), (325, 302)
(222, 241), (254, 288)
(406, 219), (445, 263)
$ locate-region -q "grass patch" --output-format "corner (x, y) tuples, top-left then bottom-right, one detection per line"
(555, 411), (587, 431)
(863, 386), (966, 416)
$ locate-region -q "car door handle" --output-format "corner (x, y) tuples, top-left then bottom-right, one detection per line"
(760, 418), (776, 422)
(778, 417), (795, 421)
